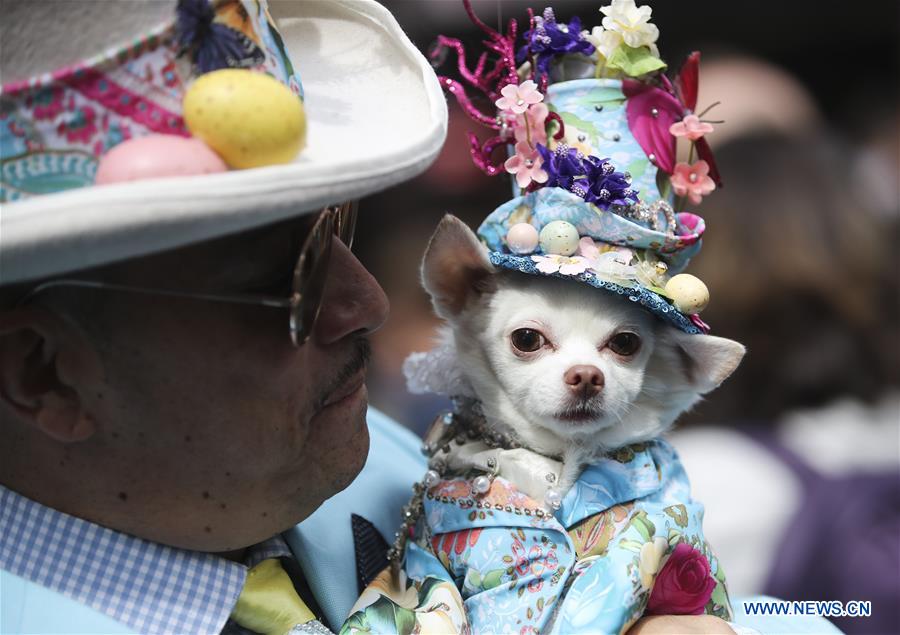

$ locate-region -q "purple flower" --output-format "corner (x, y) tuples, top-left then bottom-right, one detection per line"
(536, 144), (585, 192)
(518, 8), (596, 77)
(583, 155), (638, 209)
(535, 144), (639, 210)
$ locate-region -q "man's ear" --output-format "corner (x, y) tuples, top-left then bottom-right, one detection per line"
(421, 215), (496, 318)
(668, 330), (746, 394)
(0, 307), (99, 443)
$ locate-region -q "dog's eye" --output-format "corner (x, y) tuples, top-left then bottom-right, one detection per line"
(608, 332), (641, 356)
(511, 328), (545, 353)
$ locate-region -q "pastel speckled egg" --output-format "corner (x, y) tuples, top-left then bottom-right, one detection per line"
(95, 134), (227, 185)
(539, 220), (580, 256)
(506, 223), (540, 254)
(665, 274), (710, 314)
(183, 69), (306, 169)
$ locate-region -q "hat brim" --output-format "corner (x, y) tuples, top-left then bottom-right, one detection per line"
(1, 0), (448, 283)
(489, 252), (701, 334)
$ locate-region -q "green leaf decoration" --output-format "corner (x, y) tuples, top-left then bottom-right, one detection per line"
(560, 112), (599, 138)
(418, 576), (451, 603)
(466, 569), (482, 589)
(356, 596), (416, 635)
(630, 511), (656, 541)
(606, 44), (667, 77)
(483, 569), (505, 590)
(619, 538), (644, 553)
(339, 610), (371, 635)
(656, 168), (673, 201)
(626, 158), (648, 180)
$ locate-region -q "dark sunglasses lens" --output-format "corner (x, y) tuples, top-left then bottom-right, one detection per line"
(290, 214), (334, 346)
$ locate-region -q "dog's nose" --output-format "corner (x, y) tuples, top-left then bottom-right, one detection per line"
(564, 365), (604, 398)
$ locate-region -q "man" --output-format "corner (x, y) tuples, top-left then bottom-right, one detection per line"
(0, 1), (835, 634)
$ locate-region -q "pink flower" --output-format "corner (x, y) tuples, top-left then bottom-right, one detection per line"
(29, 86), (65, 121)
(531, 254), (590, 276)
(505, 141), (548, 189)
(56, 106), (98, 144)
(514, 102), (549, 146)
(670, 160), (715, 205)
(495, 80), (543, 114)
(646, 542), (717, 616)
(669, 114), (714, 141)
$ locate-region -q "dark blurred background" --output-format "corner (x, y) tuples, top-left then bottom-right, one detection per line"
(354, 2), (899, 632)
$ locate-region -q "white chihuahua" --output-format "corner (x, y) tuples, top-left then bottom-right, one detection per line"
(407, 215), (745, 490)
(382, 215), (746, 633)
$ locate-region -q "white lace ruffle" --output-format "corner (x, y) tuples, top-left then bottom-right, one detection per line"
(402, 330), (475, 398)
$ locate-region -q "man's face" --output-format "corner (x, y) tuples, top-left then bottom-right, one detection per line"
(21, 215), (389, 551)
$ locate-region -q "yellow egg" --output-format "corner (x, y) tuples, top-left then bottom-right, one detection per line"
(183, 69), (306, 169)
(664, 274), (710, 314)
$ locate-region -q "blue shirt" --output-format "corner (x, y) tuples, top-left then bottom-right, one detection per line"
(0, 484), (291, 634)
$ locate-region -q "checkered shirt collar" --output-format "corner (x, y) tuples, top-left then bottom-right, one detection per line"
(0, 484), (292, 634)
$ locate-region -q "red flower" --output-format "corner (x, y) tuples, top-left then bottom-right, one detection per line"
(646, 542), (717, 615)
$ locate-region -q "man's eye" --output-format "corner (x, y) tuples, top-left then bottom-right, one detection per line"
(608, 332), (641, 356)
(511, 328), (546, 353)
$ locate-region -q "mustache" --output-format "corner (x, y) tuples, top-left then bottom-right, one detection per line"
(316, 337), (372, 409)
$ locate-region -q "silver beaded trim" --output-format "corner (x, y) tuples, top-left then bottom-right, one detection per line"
(619, 199), (677, 235)
(287, 620), (334, 635)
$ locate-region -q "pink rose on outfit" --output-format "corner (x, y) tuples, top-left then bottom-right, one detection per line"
(646, 542), (717, 616)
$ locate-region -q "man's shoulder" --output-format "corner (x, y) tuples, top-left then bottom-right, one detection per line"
(284, 407), (426, 630)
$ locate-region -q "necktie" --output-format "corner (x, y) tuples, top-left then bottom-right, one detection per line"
(230, 558), (316, 635)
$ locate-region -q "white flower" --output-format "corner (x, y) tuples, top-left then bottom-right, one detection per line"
(590, 250), (637, 281)
(531, 254), (591, 276)
(638, 536), (669, 590)
(584, 26), (624, 59)
(599, 0), (660, 50)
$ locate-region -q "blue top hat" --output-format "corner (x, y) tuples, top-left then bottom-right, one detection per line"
(434, 1), (723, 333)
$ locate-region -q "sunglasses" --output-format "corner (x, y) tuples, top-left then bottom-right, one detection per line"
(17, 202), (358, 347)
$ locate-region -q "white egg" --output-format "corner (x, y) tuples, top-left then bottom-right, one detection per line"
(506, 223), (540, 254)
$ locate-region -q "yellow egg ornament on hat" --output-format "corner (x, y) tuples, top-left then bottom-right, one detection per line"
(183, 69), (306, 169)
(665, 274), (710, 314)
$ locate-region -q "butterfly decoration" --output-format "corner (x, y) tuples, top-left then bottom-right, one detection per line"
(176, 0), (265, 74)
(623, 52), (722, 187)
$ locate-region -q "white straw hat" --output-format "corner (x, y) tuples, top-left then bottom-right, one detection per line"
(0, 0), (448, 283)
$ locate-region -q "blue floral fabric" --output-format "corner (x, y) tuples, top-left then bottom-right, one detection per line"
(343, 439), (731, 635)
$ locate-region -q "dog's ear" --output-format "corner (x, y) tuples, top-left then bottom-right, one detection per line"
(667, 331), (746, 394)
(422, 215), (496, 318)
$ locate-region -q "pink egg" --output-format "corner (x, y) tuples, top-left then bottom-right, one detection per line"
(95, 134), (227, 185)
(506, 222), (540, 255)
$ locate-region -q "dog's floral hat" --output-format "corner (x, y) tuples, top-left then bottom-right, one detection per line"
(434, 0), (724, 333)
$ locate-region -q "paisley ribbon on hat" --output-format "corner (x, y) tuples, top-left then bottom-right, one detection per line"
(0, 0), (302, 202)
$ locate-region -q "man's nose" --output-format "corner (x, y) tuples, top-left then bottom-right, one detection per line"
(563, 365), (604, 399)
(312, 239), (389, 345)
